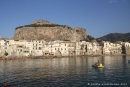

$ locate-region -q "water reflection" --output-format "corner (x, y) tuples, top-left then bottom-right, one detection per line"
(0, 56), (130, 87)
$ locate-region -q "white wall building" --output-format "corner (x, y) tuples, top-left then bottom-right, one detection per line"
(43, 40), (76, 56)
(122, 42), (130, 54)
(102, 41), (122, 55)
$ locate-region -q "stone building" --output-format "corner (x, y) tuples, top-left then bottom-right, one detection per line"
(67, 42), (76, 56)
(1, 38), (130, 57)
(122, 42), (130, 55)
(43, 41), (75, 56)
(90, 41), (102, 55)
(1, 40), (36, 57)
(102, 41), (122, 55)
(76, 41), (87, 56)
(30, 40), (45, 56)
(0, 39), (17, 57)
(76, 41), (102, 56)
(110, 43), (122, 55)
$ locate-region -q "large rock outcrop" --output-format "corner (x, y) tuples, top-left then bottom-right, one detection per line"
(14, 20), (87, 41)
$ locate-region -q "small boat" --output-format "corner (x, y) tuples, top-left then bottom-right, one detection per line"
(92, 63), (104, 68)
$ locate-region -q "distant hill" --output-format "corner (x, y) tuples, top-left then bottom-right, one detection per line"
(96, 33), (130, 42)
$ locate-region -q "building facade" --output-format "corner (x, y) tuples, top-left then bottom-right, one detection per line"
(0, 39), (130, 57)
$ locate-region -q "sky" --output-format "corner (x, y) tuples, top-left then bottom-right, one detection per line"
(0, 0), (130, 38)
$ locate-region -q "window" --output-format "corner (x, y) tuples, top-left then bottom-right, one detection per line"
(61, 48), (62, 50)
(65, 48), (66, 50)
(55, 48), (56, 50)
(24, 51), (29, 53)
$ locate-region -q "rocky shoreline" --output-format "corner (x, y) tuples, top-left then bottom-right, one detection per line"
(0, 54), (129, 60)
(25, 54), (129, 59)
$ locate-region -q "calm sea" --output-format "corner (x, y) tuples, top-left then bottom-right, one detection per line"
(0, 56), (130, 87)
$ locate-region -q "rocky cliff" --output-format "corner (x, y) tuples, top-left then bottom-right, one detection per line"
(14, 20), (87, 41)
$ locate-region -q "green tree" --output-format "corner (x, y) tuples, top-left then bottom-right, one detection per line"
(4, 51), (8, 56)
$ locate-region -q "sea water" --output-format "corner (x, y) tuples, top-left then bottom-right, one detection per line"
(0, 56), (130, 87)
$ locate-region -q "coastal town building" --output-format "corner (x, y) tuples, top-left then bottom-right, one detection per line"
(43, 41), (75, 56)
(0, 39), (130, 57)
(122, 42), (130, 55)
(102, 41), (122, 55)
(76, 41), (102, 56)
(30, 40), (45, 56)
(76, 41), (87, 55)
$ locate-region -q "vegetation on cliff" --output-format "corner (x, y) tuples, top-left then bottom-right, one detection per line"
(15, 24), (72, 30)
(81, 35), (95, 42)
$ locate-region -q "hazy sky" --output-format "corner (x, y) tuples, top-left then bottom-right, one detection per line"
(0, 0), (130, 38)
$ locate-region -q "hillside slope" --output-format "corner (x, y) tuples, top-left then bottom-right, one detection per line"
(96, 33), (130, 42)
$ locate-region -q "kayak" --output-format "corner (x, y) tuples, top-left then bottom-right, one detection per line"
(92, 64), (104, 68)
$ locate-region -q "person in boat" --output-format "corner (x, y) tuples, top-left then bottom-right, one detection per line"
(98, 60), (100, 65)
(95, 60), (100, 66)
